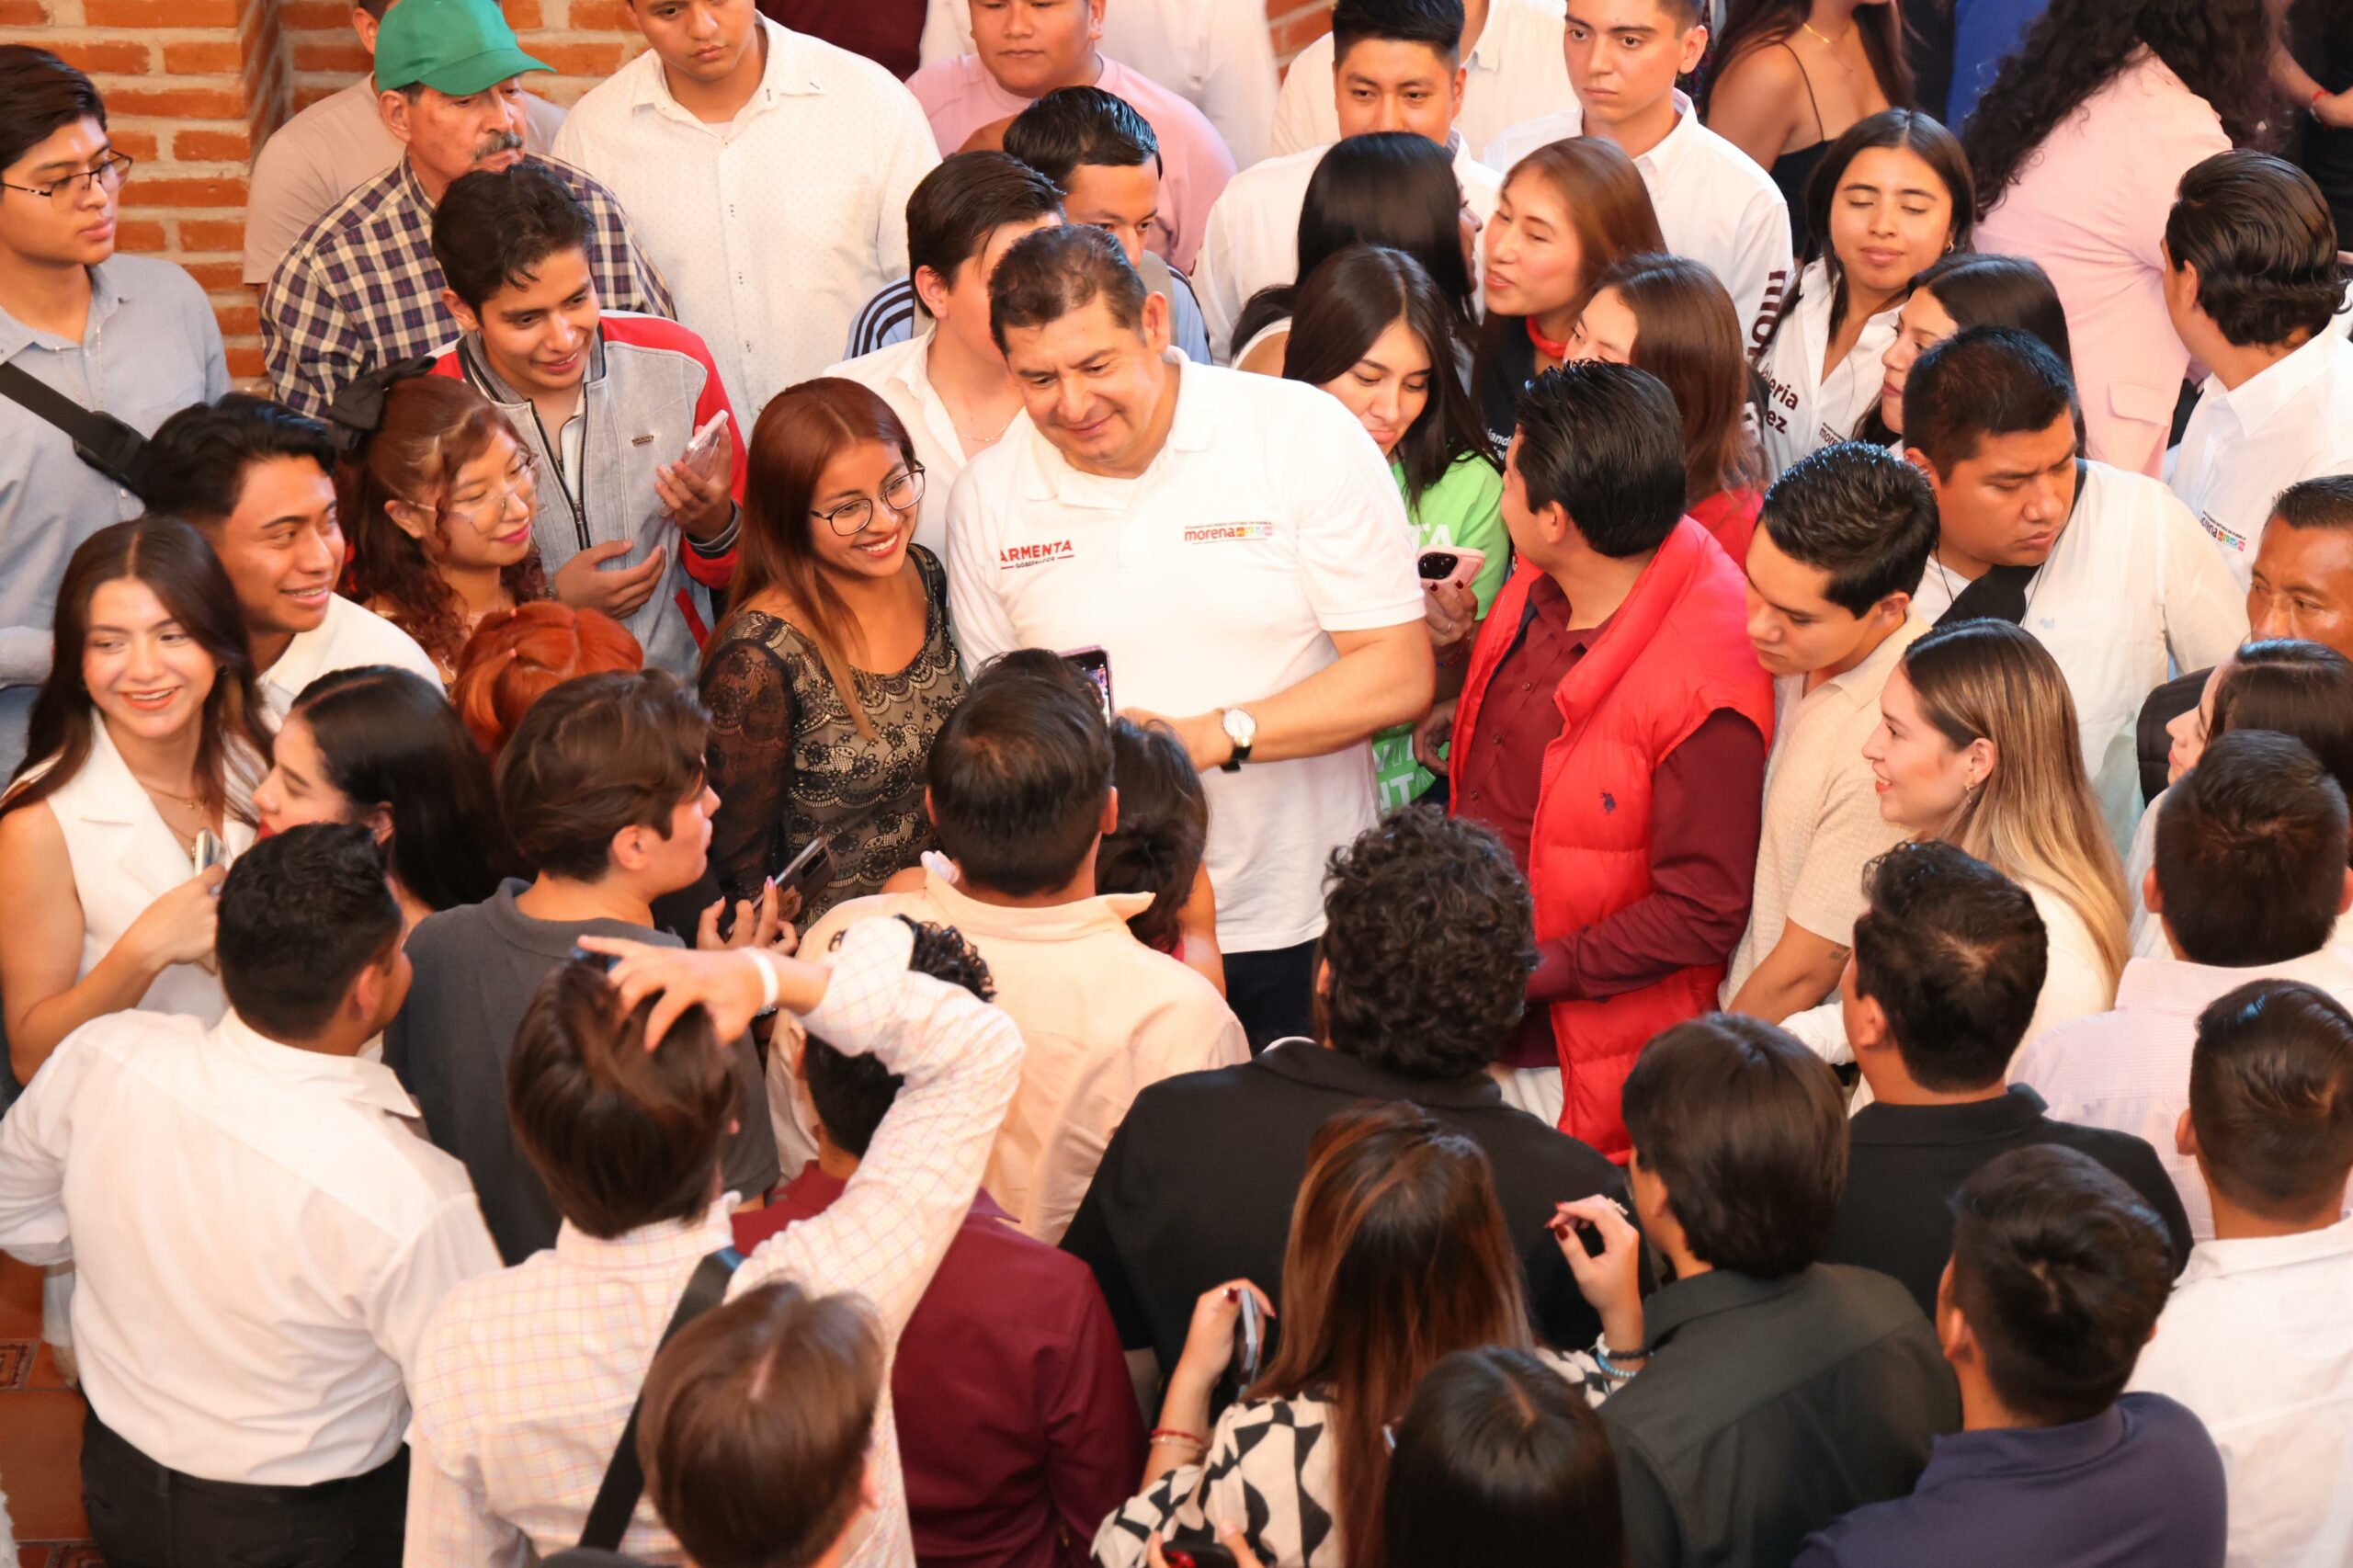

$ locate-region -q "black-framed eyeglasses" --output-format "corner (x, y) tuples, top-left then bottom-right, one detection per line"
(811, 464), (925, 536)
(2, 152), (133, 201)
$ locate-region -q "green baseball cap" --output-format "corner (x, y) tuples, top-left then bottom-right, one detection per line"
(373, 0), (552, 97)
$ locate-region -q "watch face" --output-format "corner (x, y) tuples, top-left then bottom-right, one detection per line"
(1223, 709), (1256, 747)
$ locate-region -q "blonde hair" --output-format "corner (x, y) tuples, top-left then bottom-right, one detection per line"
(1902, 619), (2130, 994)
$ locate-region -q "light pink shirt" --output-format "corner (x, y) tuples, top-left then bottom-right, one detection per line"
(904, 51), (1235, 269)
(1975, 49), (2228, 478)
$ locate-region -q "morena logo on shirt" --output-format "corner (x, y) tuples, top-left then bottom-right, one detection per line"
(999, 540), (1075, 570)
(1183, 522), (1273, 544)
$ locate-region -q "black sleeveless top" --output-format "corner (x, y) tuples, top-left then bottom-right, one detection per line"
(1769, 41), (1831, 248)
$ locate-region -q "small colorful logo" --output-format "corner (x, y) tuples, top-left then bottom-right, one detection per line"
(1183, 522), (1274, 544)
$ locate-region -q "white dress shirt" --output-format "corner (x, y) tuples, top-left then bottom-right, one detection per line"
(2131, 1217), (2353, 1568)
(945, 358), (1424, 953)
(1908, 460), (2249, 846)
(1190, 137), (1503, 363)
(256, 592), (443, 723)
(1483, 91), (1793, 347)
(2169, 330), (2353, 590)
(0, 1008), (498, 1483)
(1270, 0), (1574, 166)
(917, 0), (1279, 167)
(1756, 259), (1900, 477)
(823, 328), (1032, 559)
(404, 917), (1024, 1568)
(2014, 946), (2353, 1240)
(554, 17), (940, 423)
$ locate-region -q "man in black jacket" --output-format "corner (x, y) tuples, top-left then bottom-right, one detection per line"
(1061, 807), (1624, 1372)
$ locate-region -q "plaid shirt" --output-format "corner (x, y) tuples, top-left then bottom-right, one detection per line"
(403, 918), (1025, 1568)
(260, 154), (674, 419)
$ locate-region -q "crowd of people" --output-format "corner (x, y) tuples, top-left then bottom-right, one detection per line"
(0, 0), (2350, 1561)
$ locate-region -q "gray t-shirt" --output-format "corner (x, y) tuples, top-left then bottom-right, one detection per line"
(386, 880), (780, 1265)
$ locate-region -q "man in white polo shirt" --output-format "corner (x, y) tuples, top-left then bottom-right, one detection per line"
(2164, 151), (2353, 590)
(1483, 0), (1790, 346)
(1190, 0), (1506, 361)
(1271, 0), (1574, 165)
(1902, 328), (2245, 846)
(946, 224), (1433, 1048)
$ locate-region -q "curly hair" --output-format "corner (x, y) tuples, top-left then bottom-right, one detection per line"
(1961, 0), (2276, 218)
(1317, 807), (1538, 1078)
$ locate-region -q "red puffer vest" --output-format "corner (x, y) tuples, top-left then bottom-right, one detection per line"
(1452, 518), (1773, 1159)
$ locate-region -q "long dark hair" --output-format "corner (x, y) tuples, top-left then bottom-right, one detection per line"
(1589, 253), (1764, 506)
(1232, 131), (1477, 358)
(1961, 0), (2276, 216)
(6, 517), (272, 822)
(1855, 251), (2073, 443)
(719, 379), (920, 742)
(1097, 717), (1207, 954)
(1283, 245), (1499, 505)
(286, 665), (518, 910)
(1698, 0), (1915, 119)
(2211, 640), (2353, 860)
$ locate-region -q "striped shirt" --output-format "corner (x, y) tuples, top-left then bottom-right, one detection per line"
(842, 253), (1214, 364)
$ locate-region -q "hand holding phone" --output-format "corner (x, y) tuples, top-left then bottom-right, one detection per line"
(679, 412), (731, 486)
(1062, 646), (1114, 722)
(1417, 546), (1485, 596)
(776, 834), (834, 910)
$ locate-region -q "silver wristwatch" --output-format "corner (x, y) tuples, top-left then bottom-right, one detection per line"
(1219, 707), (1257, 773)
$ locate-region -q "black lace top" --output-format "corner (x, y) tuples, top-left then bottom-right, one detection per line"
(698, 546), (966, 922)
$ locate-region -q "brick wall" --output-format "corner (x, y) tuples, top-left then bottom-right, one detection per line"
(25, 0), (1334, 381)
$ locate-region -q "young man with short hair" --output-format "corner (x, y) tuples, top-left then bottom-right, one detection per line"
(789, 651), (1245, 1240)
(139, 394), (442, 716)
(1727, 441), (1937, 1023)
(426, 161), (744, 678)
(1485, 0), (1792, 344)
(2017, 730), (2353, 1238)
(387, 670), (779, 1265)
(1432, 360), (1770, 1152)
(0, 48), (227, 777)
(947, 224), (1431, 1047)
(2165, 151), (2353, 589)
(262, 0), (673, 420)
(1903, 325), (2245, 841)
(1192, 0), (1506, 359)
(1824, 839), (2191, 1316)
(552, 0), (940, 417)
(742, 917), (1145, 1568)
(406, 913), (1023, 1565)
(830, 152), (1064, 555)
(1799, 1145), (2226, 1567)
(1274, 0), (1573, 165)
(904, 0), (1233, 268)
(241, 0), (567, 287)
(2131, 977), (2353, 1568)
(1063, 806), (1624, 1375)
(1601, 1014), (1961, 1567)
(0, 824), (500, 1562)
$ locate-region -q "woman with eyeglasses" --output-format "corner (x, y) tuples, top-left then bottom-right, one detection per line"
(341, 375), (550, 685)
(699, 378), (966, 925)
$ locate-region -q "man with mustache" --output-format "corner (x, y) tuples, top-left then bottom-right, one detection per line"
(261, 0), (673, 421)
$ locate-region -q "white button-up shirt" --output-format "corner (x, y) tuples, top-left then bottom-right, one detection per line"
(1756, 258), (1900, 477)
(2014, 946), (2353, 1240)
(554, 17), (940, 423)
(1190, 136), (1503, 363)
(1908, 460), (2248, 845)
(824, 328), (1032, 559)
(917, 0), (1279, 167)
(945, 359), (1424, 952)
(1484, 90), (1793, 347)
(1270, 0), (1574, 166)
(257, 592), (444, 722)
(2131, 1216), (2353, 1568)
(404, 918), (1025, 1568)
(2170, 329), (2353, 590)
(0, 1008), (498, 1484)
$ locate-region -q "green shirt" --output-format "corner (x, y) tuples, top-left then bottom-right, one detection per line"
(1376, 451), (1511, 809)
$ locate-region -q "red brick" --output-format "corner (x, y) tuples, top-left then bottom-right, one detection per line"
(164, 39), (246, 74)
(503, 0), (544, 28)
(0, 0), (49, 22)
(278, 0), (351, 25)
(173, 126), (252, 161)
(105, 84), (248, 119)
(129, 176), (249, 208)
(224, 343), (267, 381)
(213, 301), (261, 335)
(84, 0), (239, 24)
(180, 259), (245, 290)
(106, 128), (160, 162)
(528, 39), (631, 74)
(566, 0), (632, 28)
(112, 217), (166, 250)
(49, 39), (151, 73)
(293, 36), (369, 71)
(179, 216), (245, 249)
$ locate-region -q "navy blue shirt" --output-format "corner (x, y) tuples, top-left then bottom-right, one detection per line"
(1794, 1393), (2227, 1568)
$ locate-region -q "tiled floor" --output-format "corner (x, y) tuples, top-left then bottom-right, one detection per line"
(0, 1253), (97, 1566)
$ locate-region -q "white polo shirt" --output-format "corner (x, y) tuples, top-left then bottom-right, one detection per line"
(1189, 136), (1504, 363)
(1909, 460), (2247, 845)
(824, 329), (1032, 560)
(944, 359), (1423, 952)
(1756, 259), (1901, 477)
(257, 593), (444, 723)
(1484, 91), (1793, 348)
(2170, 329), (2353, 590)
(1270, 0), (1574, 166)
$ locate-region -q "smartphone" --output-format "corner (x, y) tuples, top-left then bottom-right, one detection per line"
(1234, 1289), (1265, 1383)
(193, 828), (224, 874)
(777, 834), (834, 907)
(1161, 1533), (1239, 1568)
(1418, 546), (1485, 596)
(1062, 645), (1114, 722)
(679, 412), (731, 486)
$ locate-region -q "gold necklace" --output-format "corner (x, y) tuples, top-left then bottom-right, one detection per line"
(1799, 18), (1851, 46)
